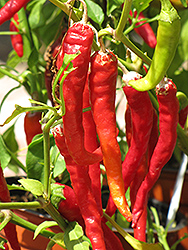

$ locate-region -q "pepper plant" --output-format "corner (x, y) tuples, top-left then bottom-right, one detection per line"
(0, 0), (188, 249)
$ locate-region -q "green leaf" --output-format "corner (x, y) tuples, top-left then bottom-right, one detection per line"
(132, 0), (153, 13)
(64, 222), (90, 250)
(0, 135), (11, 170)
(34, 221), (58, 239)
(54, 157), (66, 179)
(18, 178), (44, 196)
(28, 0), (46, 29)
(0, 104), (49, 127)
(107, 0), (124, 16)
(180, 0), (188, 7)
(2, 124), (18, 153)
(178, 16), (188, 61)
(28, 48), (39, 70)
(85, 0), (104, 25)
(46, 233), (66, 250)
(26, 135), (55, 183)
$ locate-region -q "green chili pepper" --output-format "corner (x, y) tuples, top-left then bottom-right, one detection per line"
(129, 0), (181, 92)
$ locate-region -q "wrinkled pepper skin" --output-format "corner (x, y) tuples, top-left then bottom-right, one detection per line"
(52, 126), (106, 250)
(105, 71), (153, 220)
(83, 78), (103, 215)
(0, 166), (21, 250)
(9, 13), (23, 57)
(132, 78), (179, 227)
(56, 22), (102, 166)
(89, 50), (132, 222)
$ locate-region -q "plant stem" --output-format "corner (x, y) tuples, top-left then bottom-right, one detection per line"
(5, 147), (26, 172)
(49, 0), (79, 22)
(0, 211), (57, 239)
(0, 67), (21, 83)
(43, 115), (58, 197)
(98, 27), (152, 66)
(40, 200), (67, 232)
(115, 32), (152, 65)
(115, 0), (132, 37)
(0, 201), (41, 210)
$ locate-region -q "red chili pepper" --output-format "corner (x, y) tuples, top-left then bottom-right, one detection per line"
(24, 111), (43, 145)
(83, 77), (103, 216)
(0, 0), (30, 25)
(0, 166), (20, 250)
(52, 126), (106, 250)
(132, 78), (179, 227)
(105, 71), (153, 219)
(51, 180), (124, 250)
(125, 105), (148, 241)
(101, 222), (124, 250)
(50, 183), (85, 227)
(9, 13), (23, 57)
(129, 10), (157, 49)
(56, 22), (102, 166)
(89, 50), (132, 222)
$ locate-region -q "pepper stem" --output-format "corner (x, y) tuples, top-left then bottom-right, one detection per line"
(66, 0), (88, 24)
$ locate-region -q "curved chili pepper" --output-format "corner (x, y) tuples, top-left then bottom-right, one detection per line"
(124, 103), (148, 242)
(0, 166), (21, 250)
(129, 0), (181, 91)
(83, 77), (103, 215)
(89, 50), (132, 222)
(24, 111), (43, 145)
(52, 126), (106, 250)
(9, 13), (23, 57)
(0, 0), (30, 25)
(105, 71), (153, 219)
(129, 10), (157, 48)
(56, 22), (102, 166)
(132, 78), (179, 227)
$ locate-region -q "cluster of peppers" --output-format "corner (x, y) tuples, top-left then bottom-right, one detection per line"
(0, 0), (187, 249)
(49, 0), (181, 248)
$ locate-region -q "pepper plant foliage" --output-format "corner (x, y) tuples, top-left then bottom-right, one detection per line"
(0, 0), (188, 249)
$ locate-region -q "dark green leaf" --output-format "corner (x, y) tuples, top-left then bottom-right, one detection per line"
(28, 48), (39, 70)
(107, 0), (124, 16)
(180, 0), (188, 7)
(26, 135), (55, 183)
(18, 178), (44, 196)
(178, 17), (188, 62)
(0, 135), (11, 170)
(2, 124), (18, 153)
(64, 222), (90, 250)
(28, 0), (46, 29)
(132, 0), (153, 13)
(85, 0), (104, 25)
